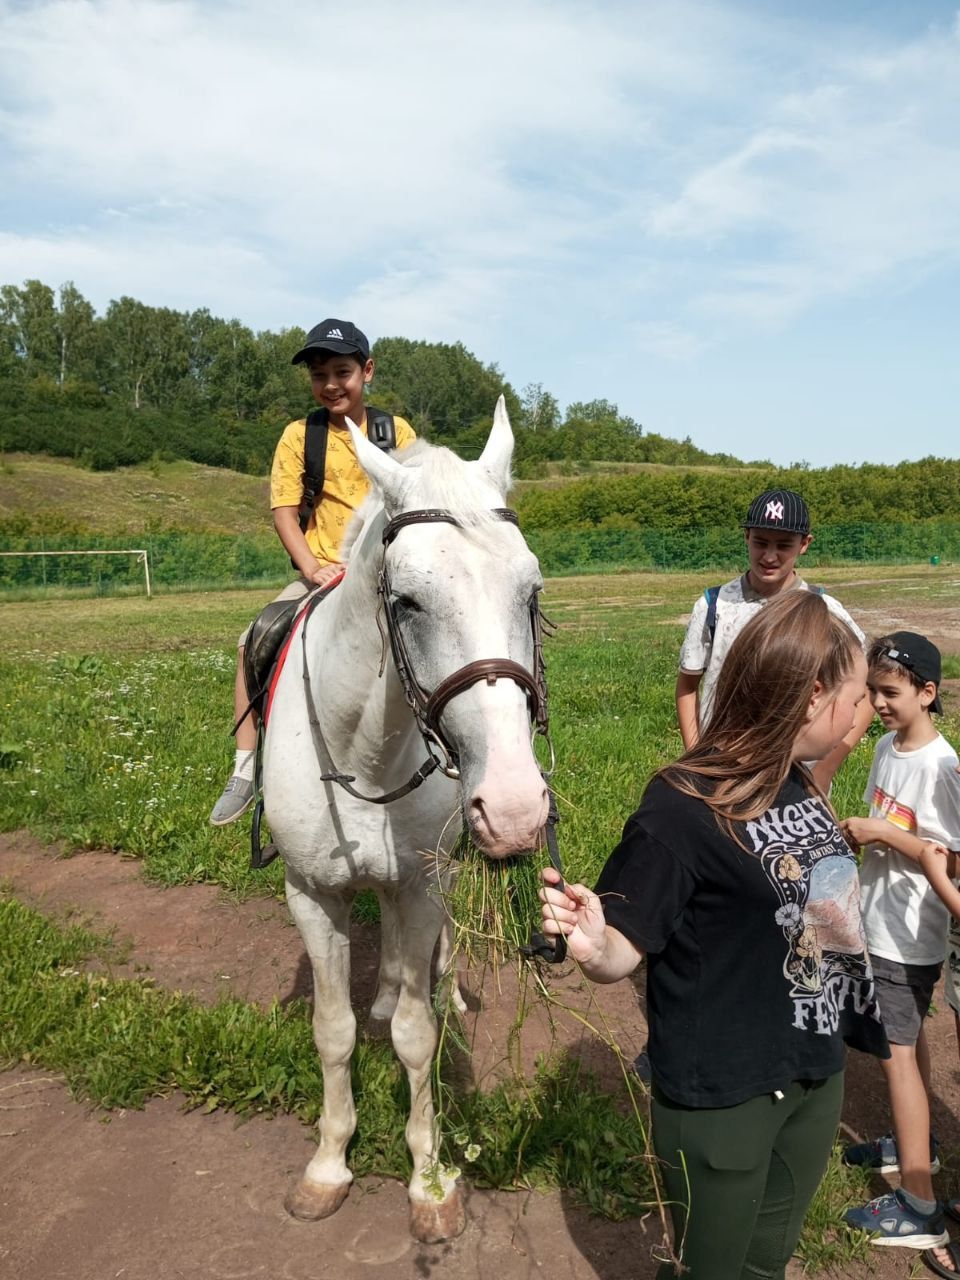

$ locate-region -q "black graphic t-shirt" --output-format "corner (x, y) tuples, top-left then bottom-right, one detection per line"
(597, 769), (890, 1107)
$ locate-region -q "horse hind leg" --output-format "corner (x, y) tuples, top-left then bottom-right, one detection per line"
(367, 889), (401, 1037)
(384, 890), (466, 1243)
(283, 876), (357, 1221)
(373, 896), (466, 1033)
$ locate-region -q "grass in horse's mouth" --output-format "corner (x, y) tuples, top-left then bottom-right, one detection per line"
(432, 833), (546, 968)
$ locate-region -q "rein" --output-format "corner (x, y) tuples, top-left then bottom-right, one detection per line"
(295, 505), (566, 964)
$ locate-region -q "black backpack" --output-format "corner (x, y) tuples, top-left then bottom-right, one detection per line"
(704, 582), (823, 642)
(298, 406), (397, 534)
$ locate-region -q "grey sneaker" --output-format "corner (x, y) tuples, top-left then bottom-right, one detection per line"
(209, 775), (255, 826)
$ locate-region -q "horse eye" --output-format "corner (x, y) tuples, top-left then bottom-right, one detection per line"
(393, 594), (422, 615)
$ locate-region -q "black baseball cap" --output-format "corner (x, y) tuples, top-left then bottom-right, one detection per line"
(743, 488), (811, 535)
(291, 319), (370, 365)
(877, 631), (943, 714)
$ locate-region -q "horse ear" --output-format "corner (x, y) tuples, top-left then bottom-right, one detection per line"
(476, 395), (514, 496)
(347, 418), (412, 509)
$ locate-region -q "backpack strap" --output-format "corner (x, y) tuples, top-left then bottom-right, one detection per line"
(297, 407), (396, 535)
(366, 408), (396, 450)
(704, 585), (722, 642)
(299, 408), (330, 535)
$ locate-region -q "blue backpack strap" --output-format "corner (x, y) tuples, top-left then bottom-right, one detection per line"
(704, 585), (722, 642)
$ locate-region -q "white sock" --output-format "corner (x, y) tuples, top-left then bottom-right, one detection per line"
(234, 749), (255, 782)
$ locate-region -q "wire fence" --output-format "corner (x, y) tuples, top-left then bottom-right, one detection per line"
(1, 521), (958, 597)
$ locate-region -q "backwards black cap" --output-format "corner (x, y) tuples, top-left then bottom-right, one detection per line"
(877, 631), (944, 715)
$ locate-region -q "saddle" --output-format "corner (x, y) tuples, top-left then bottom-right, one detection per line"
(243, 575), (342, 872)
(242, 597), (309, 720)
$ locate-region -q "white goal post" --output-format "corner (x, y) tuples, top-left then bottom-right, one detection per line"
(0, 548), (152, 596)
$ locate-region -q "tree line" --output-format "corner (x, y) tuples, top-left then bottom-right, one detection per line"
(514, 459), (960, 530)
(0, 279), (756, 474)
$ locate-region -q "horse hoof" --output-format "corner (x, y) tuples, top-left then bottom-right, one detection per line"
(450, 986), (468, 1016)
(409, 1188), (466, 1243)
(284, 1178), (351, 1221)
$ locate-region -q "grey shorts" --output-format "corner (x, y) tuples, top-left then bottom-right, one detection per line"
(870, 953), (942, 1045)
(238, 577), (312, 648)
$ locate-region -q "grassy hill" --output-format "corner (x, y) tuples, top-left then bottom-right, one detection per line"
(0, 452), (761, 536)
(2, 451), (959, 591)
(0, 454), (270, 536)
(512, 458), (768, 491)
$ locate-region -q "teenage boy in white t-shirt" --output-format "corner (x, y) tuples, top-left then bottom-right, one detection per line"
(676, 487), (872, 791)
(841, 633), (960, 1250)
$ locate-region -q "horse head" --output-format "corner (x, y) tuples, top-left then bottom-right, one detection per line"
(348, 397), (549, 858)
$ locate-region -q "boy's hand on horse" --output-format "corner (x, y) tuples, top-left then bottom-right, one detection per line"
(309, 562), (345, 588)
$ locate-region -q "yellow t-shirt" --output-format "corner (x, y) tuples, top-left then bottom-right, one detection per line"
(270, 411), (415, 567)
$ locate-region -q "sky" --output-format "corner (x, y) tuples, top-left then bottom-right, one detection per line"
(1, 0), (958, 468)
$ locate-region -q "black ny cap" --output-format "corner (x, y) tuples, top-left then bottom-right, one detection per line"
(879, 631), (943, 714)
(743, 488), (811, 535)
(291, 319), (370, 365)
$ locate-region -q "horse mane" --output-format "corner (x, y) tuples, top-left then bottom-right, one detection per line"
(341, 439), (507, 562)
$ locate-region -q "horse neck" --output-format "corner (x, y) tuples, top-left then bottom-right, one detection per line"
(306, 515), (421, 773)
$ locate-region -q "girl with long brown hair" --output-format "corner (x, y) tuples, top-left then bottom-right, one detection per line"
(540, 591), (889, 1279)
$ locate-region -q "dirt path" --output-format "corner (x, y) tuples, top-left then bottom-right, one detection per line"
(3, 832), (958, 1279)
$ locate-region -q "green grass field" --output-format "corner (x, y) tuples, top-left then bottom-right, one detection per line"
(3, 561), (956, 892)
(1, 561), (958, 1267)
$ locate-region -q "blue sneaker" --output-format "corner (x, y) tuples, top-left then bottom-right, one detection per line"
(842, 1131), (940, 1175)
(844, 1189), (949, 1249)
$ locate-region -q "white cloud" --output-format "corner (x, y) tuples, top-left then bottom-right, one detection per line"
(644, 13), (960, 326)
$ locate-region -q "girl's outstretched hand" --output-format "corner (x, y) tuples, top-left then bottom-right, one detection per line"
(539, 866), (608, 966)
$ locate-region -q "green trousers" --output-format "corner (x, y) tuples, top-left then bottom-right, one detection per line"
(652, 1072), (844, 1280)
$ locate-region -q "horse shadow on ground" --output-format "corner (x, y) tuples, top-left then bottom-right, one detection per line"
(276, 926), (663, 1277)
(275, 932), (960, 1275)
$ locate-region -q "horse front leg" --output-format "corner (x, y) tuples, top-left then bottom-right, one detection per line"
(283, 874), (357, 1221)
(384, 888), (466, 1243)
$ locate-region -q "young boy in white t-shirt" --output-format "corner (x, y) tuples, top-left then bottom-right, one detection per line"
(841, 632), (960, 1250)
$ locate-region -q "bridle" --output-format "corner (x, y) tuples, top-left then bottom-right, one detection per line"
(375, 508), (552, 782)
(297, 505), (566, 963)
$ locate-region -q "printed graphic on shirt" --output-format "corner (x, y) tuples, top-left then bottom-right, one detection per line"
(870, 786), (917, 832)
(745, 796), (882, 1037)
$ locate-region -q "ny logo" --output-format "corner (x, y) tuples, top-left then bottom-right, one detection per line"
(765, 500), (785, 522)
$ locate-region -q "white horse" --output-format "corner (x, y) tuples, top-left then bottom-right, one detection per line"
(261, 397), (549, 1242)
